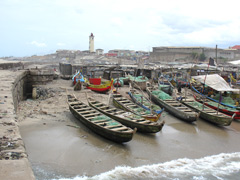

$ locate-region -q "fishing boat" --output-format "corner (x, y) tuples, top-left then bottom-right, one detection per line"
(193, 94), (240, 120)
(89, 77), (101, 85)
(191, 74), (240, 110)
(86, 79), (113, 93)
(112, 93), (161, 122)
(178, 97), (232, 126)
(128, 75), (148, 91)
(87, 97), (164, 133)
(146, 86), (197, 122)
(67, 94), (134, 143)
(128, 90), (164, 115)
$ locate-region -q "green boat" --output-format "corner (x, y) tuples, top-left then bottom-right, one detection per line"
(179, 98), (232, 126)
(67, 94), (134, 143)
(146, 86), (197, 122)
(87, 97), (164, 133)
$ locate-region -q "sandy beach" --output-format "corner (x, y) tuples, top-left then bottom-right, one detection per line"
(17, 78), (240, 180)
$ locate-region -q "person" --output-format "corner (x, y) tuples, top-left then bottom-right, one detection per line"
(177, 82), (182, 93)
(236, 100), (239, 106)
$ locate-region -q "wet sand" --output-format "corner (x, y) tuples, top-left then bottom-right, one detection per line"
(18, 79), (240, 179)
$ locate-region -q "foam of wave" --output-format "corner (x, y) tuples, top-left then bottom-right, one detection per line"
(55, 152), (240, 180)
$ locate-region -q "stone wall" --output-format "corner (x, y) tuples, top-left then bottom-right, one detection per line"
(0, 69), (55, 180)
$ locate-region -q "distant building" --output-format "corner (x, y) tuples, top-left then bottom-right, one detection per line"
(150, 46), (235, 63)
(96, 49), (104, 55)
(56, 49), (81, 60)
(89, 33), (94, 53)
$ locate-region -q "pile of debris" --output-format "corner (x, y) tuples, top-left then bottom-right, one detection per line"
(34, 87), (57, 100)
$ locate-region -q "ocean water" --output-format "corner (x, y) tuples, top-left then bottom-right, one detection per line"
(53, 152), (240, 180)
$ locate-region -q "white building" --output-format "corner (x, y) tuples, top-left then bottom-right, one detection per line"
(89, 33), (94, 53)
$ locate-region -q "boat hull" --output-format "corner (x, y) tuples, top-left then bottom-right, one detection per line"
(87, 98), (164, 133)
(180, 99), (232, 126)
(146, 87), (197, 122)
(68, 95), (133, 143)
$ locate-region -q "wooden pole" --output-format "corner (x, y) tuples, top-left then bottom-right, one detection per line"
(216, 91), (222, 115)
(216, 45), (218, 64)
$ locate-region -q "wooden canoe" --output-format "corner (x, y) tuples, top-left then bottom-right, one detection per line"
(128, 90), (164, 116)
(86, 79), (113, 93)
(87, 97), (164, 133)
(179, 98), (232, 126)
(67, 94), (134, 143)
(112, 93), (161, 122)
(146, 86), (197, 122)
(193, 94), (240, 120)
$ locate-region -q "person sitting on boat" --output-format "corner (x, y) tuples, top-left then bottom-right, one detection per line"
(235, 100), (239, 106)
(208, 88), (214, 97)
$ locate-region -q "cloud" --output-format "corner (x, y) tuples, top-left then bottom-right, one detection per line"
(30, 41), (47, 47)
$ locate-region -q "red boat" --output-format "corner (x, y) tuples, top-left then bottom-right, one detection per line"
(86, 79), (113, 93)
(89, 78), (101, 85)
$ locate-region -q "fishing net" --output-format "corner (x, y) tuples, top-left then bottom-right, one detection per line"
(133, 107), (151, 115)
(152, 90), (172, 100)
(187, 101), (204, 109)
(212, 94), (235, 105)
(91, 115), (120, 126)
(129, 75), (148, 82)
(207, 101), (234, 111)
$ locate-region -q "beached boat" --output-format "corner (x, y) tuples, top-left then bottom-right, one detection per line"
(112, 93), (161, 122)
(87, 97), (164, 133)
(191, 74), (240, 110)
(178, 97), (232, 126)
(146, 86), (197, 122)
(89, 77), (101, 85)
(86, 79), (113, 93)
(128, 75), (148, 91)
(128, 90), (164, 115)
(67, 94), (134, 143)
(193, 94), (240, 120)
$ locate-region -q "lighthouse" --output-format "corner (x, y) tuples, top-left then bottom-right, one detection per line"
(89, 33), (94, 53)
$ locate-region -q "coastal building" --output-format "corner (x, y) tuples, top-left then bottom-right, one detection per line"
(89, 33), (94, 53)
(149, 46), (237, 64)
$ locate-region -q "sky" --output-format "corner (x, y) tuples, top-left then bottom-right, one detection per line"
(1, 0), (240, 57)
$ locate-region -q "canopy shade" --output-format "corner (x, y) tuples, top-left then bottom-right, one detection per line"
(192, 74), (239, 92)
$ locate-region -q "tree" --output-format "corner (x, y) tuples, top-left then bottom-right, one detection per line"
(199, 53), (206, 61)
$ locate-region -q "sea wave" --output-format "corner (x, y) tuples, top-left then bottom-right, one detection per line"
(55, 152), (240, 180)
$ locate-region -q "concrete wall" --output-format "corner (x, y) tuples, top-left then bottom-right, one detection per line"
(0, 69), (55, 180)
